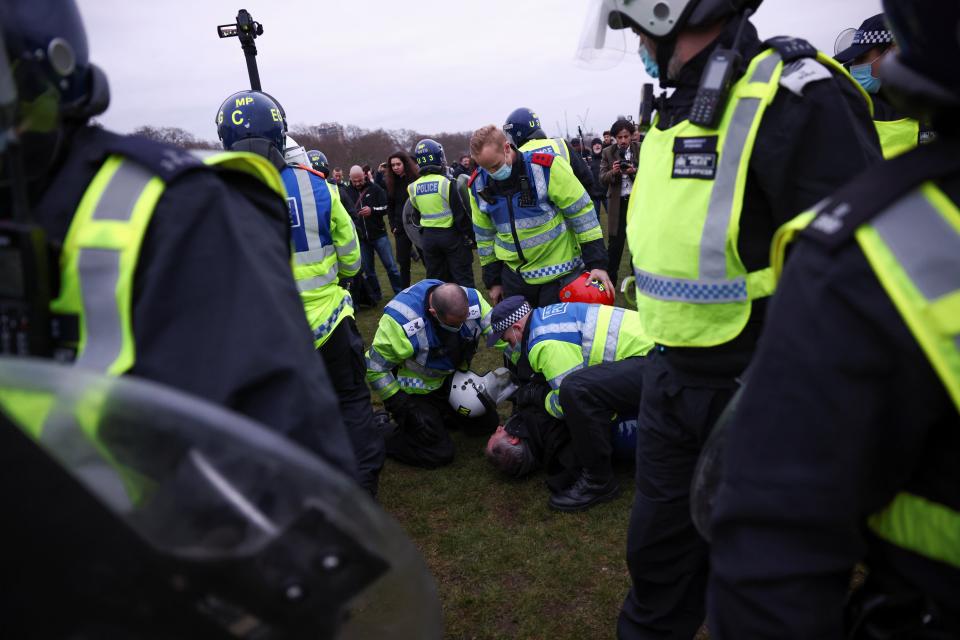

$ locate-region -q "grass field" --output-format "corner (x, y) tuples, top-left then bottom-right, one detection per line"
(353, 210), (645, 639)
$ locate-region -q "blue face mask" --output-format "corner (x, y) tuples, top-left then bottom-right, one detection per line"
(639, 42), (660, 79)
(850, 62), (881, 94)
(432, 311), (463, 332)
(489, 162), (512, 181)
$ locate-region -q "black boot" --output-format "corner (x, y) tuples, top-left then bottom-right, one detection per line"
(548, 470), (620, 512)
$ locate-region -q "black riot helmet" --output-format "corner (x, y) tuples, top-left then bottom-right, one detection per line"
(880, 0), (960, 130)
(0, 0), (109, 185)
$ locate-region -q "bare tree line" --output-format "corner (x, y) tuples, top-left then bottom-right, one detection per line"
(132, 124), (473, 169)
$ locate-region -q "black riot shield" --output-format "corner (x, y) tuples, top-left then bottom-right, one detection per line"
(0, 357), (442, 640)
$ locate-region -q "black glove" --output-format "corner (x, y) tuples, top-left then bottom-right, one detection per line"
(384, 391), (413, 422)
(512, 382), (550, 411)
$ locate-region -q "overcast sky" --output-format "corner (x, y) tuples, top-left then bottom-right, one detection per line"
(78, 0), (881, 143)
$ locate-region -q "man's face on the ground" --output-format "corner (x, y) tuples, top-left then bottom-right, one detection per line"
(486, 425), (521, 456)
(390, 158), (404, 176)
(475, 141), (511, 174)
(615, 129), (632, 149)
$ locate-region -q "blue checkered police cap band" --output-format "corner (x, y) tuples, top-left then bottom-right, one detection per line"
(852, 29), (893, 46)
(492, 301), (531, 336)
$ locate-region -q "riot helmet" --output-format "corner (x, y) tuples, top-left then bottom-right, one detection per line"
(0, 0), (109, 183)
(215, 90), (287, 167)
(503, 108), (544, 147)
(307, 149), (330, 177)
(413, 139), (445, 169)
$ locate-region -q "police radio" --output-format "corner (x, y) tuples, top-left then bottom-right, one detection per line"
(689, 8), (753, 128)
(639, 83), (655, 127)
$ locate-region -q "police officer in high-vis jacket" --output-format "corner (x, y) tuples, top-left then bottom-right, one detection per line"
(583, 0), (882, 635)
(217, 91), (384, 495)
(709, 1), (960, 636)
(485, 296), (653, 512)
(468, 125), (612, 308)
(835, 13), (934, 159)
(366, 280), (496, 468)
(406, 139), (476, 287)
(504, 107), (596, 196)
(0, 1), (355, 475)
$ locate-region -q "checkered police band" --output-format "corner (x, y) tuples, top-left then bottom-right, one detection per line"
(852, 29), (893, 45)
(493, 302), (532, 336)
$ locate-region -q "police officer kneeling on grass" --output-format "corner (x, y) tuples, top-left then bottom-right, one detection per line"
(217, 91), (385, 496)
(406, 139), (476, 287)
(366, 279), (497, 468)
(483, 296), (653, 511)
(708, 1), (960, 636)
(467, 125), (612, 308)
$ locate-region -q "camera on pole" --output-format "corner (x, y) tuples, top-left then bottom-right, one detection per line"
(217, 9), (264, 91)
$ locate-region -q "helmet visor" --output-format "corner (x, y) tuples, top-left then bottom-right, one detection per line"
(575, 0), (631, 70)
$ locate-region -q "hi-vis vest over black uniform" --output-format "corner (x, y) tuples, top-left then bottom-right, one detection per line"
(709, 140), (960, 637)
(1, 126), (356, 474)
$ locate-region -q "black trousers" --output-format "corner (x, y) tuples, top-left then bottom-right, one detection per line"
(395, 228), (415, 289)
(558, 357), (645, 479)
(618, 349), (738, 640)
(421, 227), (475, 287)
(385, 386), (498, 469)
(608, 194), (629, 286)
(318, 318), (386, 496)
(500, 267), (570, 307)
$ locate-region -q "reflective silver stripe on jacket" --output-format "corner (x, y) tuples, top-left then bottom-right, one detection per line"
(335, 236), (361, 272)
(295, 245), (336, 265)
(560, 193), (592, 216)
(366, 347), (395, 373)
(404, 358), (451, 378)
(548, 364), (583, 389)
(370, 375), (396, 391)
(75, 159), (155, 372)
(297, 269), (339, 293)
(871, 189), (960, 350)
(603, 308), (625, 361)
(699, 52), (781, 280)
(517, 222), (568, 250)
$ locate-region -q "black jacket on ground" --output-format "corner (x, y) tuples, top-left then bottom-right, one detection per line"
(29, 126), (357, 476)
(344, 180), (390, 242)
(652, 19), (881, 376)
(709, 150), (960, 638)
